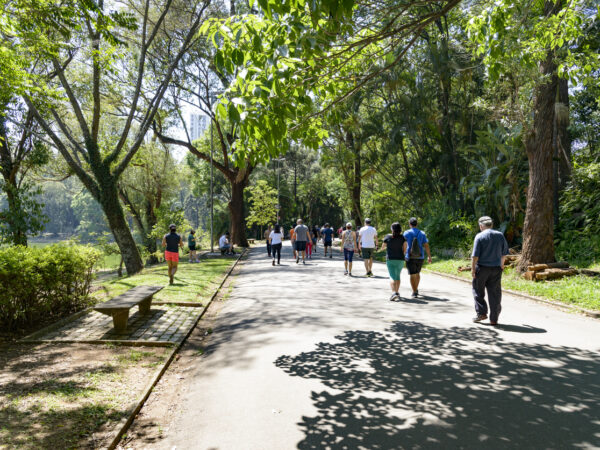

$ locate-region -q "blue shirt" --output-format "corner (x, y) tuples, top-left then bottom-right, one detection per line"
(472, 228), (509, 267)
(322, 228), (333, 242)
(404, 228), (428, 259)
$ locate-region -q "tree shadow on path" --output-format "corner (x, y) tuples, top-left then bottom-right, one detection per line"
(275, 321), (600, 449)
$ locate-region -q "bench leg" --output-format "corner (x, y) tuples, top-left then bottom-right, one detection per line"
(112, 311), (130, 333)
(139, 297), (152, 315)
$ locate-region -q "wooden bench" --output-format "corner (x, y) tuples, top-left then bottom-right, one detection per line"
(248, 238), (255, 244)
(94, 285), (164, 333)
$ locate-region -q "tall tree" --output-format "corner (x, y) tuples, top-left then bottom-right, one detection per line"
(23, 0), (210, 274)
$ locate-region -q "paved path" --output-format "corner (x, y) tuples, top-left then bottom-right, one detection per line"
(152, 243), (600, 449)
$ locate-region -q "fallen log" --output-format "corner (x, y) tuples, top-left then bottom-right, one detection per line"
(457, 265), (472, 272)
(527, 261), (570, 272)
(536, 268), (578, 281)
(579, 269), (600, 278)
(523, 271), (537, 281)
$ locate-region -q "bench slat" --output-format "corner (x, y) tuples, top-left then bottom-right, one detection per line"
(94, 285), (163, 312)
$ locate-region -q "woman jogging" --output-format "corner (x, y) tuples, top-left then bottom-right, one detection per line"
(162, 224), (184, 284)
(381, 222), (407, 301)
(269, 223), (284, 266)
(188, 229), (199, 263)
(340, 222), (358, 276)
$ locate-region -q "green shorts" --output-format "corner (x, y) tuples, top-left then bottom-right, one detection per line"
(361, 247), (375, 259)
(386, 259), (404, 281)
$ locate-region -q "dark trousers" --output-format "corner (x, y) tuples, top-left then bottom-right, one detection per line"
(272, 243), (282, 263)
(266, 242), (272, 256)
(472, 265), (503, 322)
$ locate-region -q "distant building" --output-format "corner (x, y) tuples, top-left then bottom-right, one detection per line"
(189, 114), (209, 141)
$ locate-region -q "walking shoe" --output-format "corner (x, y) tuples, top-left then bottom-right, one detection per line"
(348, 272), (352, 276)
(272, 260), (275, 266)
(490, 321), (498, 326)
(303, 260), (306, 265)
(330, 254), (332, 259)
(389, 293), (400, 302)
(344, 270), (348, 275)
(169, 275), (174, 285)
(473, 314), (488, 323)
(411, 291), (418, 298)
(296, 257), (300, 264)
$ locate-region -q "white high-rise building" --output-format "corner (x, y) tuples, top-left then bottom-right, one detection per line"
(190, 114), (209, 141)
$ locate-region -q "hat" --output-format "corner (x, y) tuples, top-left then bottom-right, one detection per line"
(346, 222), (353, 227)
(409, 217), (418, 226)
(169, 223), (176, 230)
(365, 218), (371, 224)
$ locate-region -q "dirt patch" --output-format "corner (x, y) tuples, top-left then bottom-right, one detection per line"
(116, 253), (247, 449)
(0, 343), (168, 449)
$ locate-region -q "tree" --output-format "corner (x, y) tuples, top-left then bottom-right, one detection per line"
(245, 180), (277, 230)
(469, 0), (599, 270)
(23, 0), (210, 274)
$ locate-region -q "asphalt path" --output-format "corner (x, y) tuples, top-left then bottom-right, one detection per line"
(153, 241), (600, 449)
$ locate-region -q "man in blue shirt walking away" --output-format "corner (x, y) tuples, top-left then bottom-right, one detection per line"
(471, 216), (509, 325)
(403, 218), (432, 297)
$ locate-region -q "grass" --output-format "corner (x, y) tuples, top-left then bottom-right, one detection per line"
(427, 256), (600, 312)
(95, 257), (236, 304)
(0, 346), (167, 449)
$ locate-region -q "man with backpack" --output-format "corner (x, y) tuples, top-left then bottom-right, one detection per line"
(404, 217), (432, 297)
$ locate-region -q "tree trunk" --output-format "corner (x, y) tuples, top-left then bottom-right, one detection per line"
(99, 182), (144, 275)
(517, 49), (558, 272)
(229, 177), (249, 247)
(4, 185), (28, 246)
(556, 77), (571, 189)
(346, 130), (362, 226)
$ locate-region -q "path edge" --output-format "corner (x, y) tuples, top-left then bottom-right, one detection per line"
(106, 249), (248, 450)
(425, 269), (600, 319)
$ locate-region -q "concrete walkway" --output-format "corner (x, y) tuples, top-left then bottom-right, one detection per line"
(151, 242), (600, 449)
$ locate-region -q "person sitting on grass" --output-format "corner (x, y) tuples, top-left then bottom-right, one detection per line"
(219, 232), (234, 255)
(162, 224), (184, 284)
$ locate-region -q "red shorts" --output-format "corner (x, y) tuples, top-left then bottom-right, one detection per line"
(165, 250), (179, 262)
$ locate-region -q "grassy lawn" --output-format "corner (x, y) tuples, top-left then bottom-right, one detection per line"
(95, 257), (237, 304)
(427, 257), (600, 312)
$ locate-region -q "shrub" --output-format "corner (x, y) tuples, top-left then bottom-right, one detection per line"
(0, 244), (101, 332)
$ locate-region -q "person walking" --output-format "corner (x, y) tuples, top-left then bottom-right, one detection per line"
(293, 219), (311, 264)
(289, 224), (297, 260)
(306, 228), (313, 259)
(162, 224), (184, 284)
(340, 222), (358, 276)
(188, 229), (199, 263)
(358, 218), (378, 277)
(321, 223), (334, 258)
(471, 216), (509, 325)
(311, 225), (320, 255)
(269, 223), (284, 266)
(381, 222), (407, 301)
(264, 225), (272, 258)
(404, 217), (432, 297)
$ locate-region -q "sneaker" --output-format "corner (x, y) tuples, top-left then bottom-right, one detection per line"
(169, 275), (174, 285)
(303, 260), (306, 265)
(389, 293), (399, 302)
(411, 291), (418, 298)
(348, 272), (352, 276)
(330, 254), (332, 259)
(272, 260), (275, 266)
(296, 257), (300, 264)
(489, 321), (498, 326)
(344, 270), (348, 276)
(473, 314), (488, 323)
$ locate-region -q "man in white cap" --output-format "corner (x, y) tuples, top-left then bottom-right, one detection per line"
(471, 216), (509, 325)
(358, 218), (378, 277)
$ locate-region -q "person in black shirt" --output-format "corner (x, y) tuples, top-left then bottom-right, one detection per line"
(381, 222), (407, 301)
(162, 224), (184, 284)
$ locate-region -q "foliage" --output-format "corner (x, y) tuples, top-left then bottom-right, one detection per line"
(245, 180), (277, 228)
(149, 205), (192, 242)
(0, 244), (100, 331)
(420, 200), (477, 252)
(0, 181), (47, 244)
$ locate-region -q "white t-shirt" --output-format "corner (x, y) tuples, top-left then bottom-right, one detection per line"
(359, 226), (377, 248)
(269, 231), (283, 245)
(219, 235), (229, 247)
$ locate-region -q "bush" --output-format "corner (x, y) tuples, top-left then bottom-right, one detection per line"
(0, 244), (101, 332)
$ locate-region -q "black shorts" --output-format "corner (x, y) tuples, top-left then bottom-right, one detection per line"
(324, 241), (332, 247)
(189, 246), (196, 251)
(406, 258), (424, 275)
(295, 241), (307, 251)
